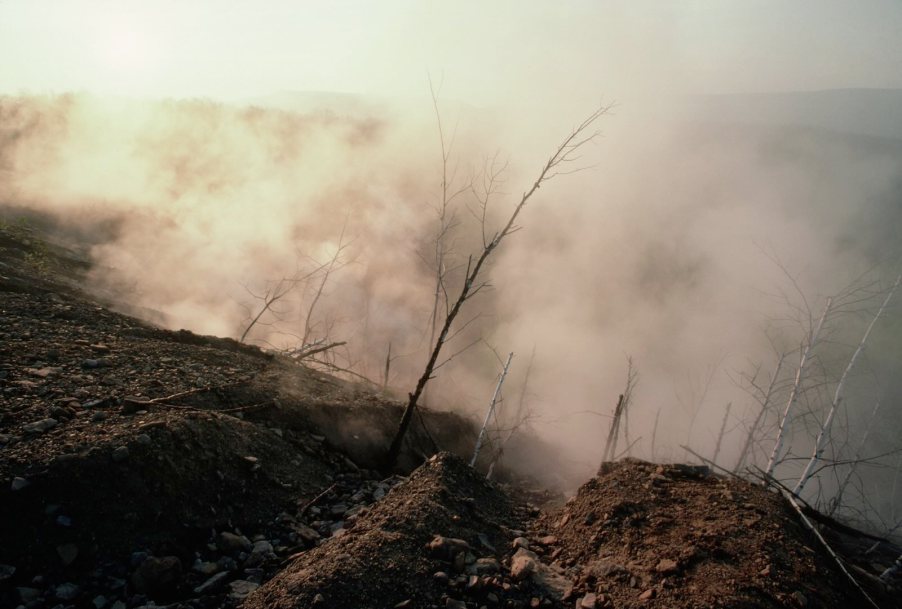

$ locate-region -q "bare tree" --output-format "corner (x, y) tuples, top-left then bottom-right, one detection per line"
(765, 297), (832, 475)
(733, 349), (787, 472)
(793, 273), (901, 496)
(711, 402), (732, 466)
(600, 357), (638, 466)
(470, 351), (514, 467)
(383, 105), (611, 469)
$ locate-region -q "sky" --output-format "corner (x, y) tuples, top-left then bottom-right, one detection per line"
(1, 1), (902, 108)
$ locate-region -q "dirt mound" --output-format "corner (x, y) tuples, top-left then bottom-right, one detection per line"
(531, 459), (871, 609)
(245, 452), (561, 609)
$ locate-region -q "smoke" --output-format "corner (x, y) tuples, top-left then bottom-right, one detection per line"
(2, 88), (902, 514)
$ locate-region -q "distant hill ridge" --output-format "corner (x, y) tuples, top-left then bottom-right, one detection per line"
(690, 88), (902, 140)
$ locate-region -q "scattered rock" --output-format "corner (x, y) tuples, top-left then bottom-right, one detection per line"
(217, 531), (253, 553)
(639, 588), (655, 600)
(434, 571), (451, 584)
(512, 536), (530, 550)
(81, 358), (110, 369)
(193, 571), (230, 594)
(427, 535), (472, 561)
(131, 555), (183, 598)
(473, 557), (501, 575)
(23, 417), (58, 433)
(228, 579), (259, 599)
(510, 547), (538, 580)
(655, 558), (678, 574)
(111, 446), (130, 462)
(55, 582), (80, 601)
(56, 543), (79, 565)
(11, 476), (29, 491)
(579, 592), (598, 609)
(17, 586), (41, 603)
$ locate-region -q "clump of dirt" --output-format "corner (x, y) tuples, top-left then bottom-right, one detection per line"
(532, 459), (870, 609)
(246, 452), (564, 609)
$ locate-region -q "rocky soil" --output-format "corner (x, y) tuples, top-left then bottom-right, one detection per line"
(3, 213), (902, 609)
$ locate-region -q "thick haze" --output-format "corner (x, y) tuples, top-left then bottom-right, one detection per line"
(2, 2), (902, 525)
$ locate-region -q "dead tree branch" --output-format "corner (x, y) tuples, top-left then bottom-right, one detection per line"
(384, 104), (611, 470)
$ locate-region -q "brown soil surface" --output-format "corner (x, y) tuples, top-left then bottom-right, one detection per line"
(534, 460), (886, 609)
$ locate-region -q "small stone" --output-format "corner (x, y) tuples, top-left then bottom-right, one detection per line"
(394, 601), (412, 608)
(23, 418), (58, 434)
(55, 582), (80, 601)
(131, 556), (183, 597)
(81, 358), (110, 369)
(135, 434), (152, 446)
(792, 591), (808, 607)
(538, 535), (558, 546)
(193, 571), (229, 594)
(111, 446), (129, 462)
(426, 536), (472, 561)
(510, 548), (538, 580)
(512, 537), (530, 550)
(193, 561), (220, 576)
(655, 558), (678, 574)
(56, 543), (79, 565)
(579, 592), (597, 609)
(93, 594), (108, 608)
(17, 587), (41, 603)
(474, 557), (501, 575)
(639, 588), (655, 600)
(445, 599), (466, 609)
(0, 564), (15, 581)
(228, 579), (259, 599)
(11, 477), (29, 491)
(313, 593), (326, 604)
(217, 531), (253, 553)
(433, 571), (450, 584)
(760, 565), (771, 577)
(56, 514), (73, 527)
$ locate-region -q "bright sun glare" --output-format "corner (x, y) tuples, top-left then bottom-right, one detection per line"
(100, 23), (151, 73)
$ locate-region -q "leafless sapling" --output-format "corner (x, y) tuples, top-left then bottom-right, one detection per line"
(470, 351), (514, 467)
(383, 105), (611, 469)
(793, 273), (901, 496)
(765, 297), (832, 476)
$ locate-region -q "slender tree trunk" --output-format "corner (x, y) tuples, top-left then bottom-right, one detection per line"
(794, 274), (900, 495)
(650, 407), (661, 462)
(470, 352), (514, 467)
(735, 354), (785, 472)
(600, 394), (625, 468)
(382, 342), (392, 392)
(829, 400), (881, 516)
(383, 105), (610, 471)
(765, 297), (832, 476)
(711, 402), (732, 466)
